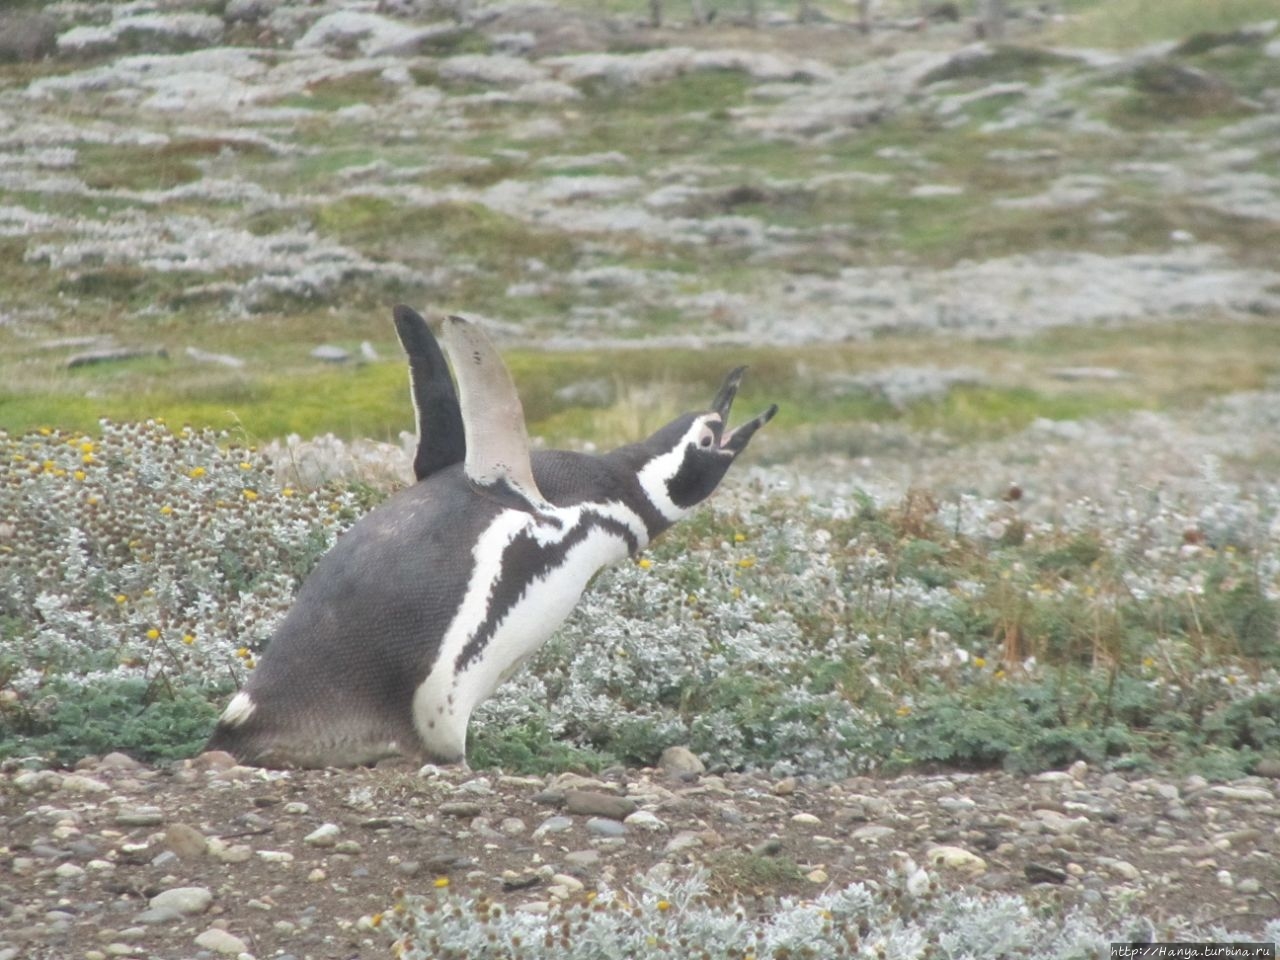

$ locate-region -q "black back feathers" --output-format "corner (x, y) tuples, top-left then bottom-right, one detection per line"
(393, 305), (466, 482)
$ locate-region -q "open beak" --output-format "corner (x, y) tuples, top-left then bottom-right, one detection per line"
(711, 366), (778, 456)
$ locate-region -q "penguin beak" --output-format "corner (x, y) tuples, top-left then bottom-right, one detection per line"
(711, 366), (778, 456)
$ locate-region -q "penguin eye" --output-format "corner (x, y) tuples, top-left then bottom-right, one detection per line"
(697, 425), (716, 449)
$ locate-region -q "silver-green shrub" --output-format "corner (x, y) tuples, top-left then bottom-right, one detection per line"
(0, 421), (359, 754)
(386, 867), (1280, 959)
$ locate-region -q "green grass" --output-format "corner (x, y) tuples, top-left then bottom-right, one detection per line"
(4, 320), (1276, 450)
(1051, 0), (1280, 48)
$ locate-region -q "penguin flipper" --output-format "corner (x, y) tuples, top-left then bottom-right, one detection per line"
(439, 315), (551, 513)
(393, 305), (466, 482)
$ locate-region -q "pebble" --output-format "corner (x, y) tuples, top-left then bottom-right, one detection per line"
(926, 845), (987, 875)
(791, 812), (821, 826)
(257, 849), (295, 863)
(304, 823), (341, 846)
(114, 805), (165, 826)
(165, 822), (209, 859)
(586, 816), (627, 838)
(565, 790), (637, 820)
(850, 825), (895, 843)
(1207, 785), (1274, 802)
(624, 810), (669, 832)
(499, 817), (527, 836)
(194, 927), (248, 955)
(533, 815), (574, 838)
(1024, 863), (1068, 884)
(149, 886), (213, 916)
(564, 849), (601, 868)
(806, 868), (828, 883)
(59, 774), (110, 794)
(53, 862), (85, 879)
(664, 831), (702, 855)
(658, 745), (705, 779)
(440, 800), (484, 817)
(773, 777), (797, 796)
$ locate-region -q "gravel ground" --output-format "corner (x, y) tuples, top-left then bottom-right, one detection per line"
(3, 750), (1278, 959)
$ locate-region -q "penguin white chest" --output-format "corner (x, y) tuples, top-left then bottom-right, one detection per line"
(412, 502), (647, 760)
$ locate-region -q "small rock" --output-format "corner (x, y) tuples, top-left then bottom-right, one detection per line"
(532, 816), (574, 839)
(1237, 877), (1261, 894)
(193, 927), (247, 955)
(499, 817), (527, 836)
(502, 869), (541, 891)
(1024, 863), (1068, 884)
(665, 831), (702, 855)
(773, 777), (797, 796)
(283, 801), (310, 815)
(311, 345), (350, 363)
(53, 862), (84, 880)
(658, 746), (705, 779)
(59, 774), (110, 794)
(115, 806), (165, 826)
(806, 868), (829, 883)
(551, 873), (585, 892)
(1207, 785), (1273, 802)
(623, 810), (669, 833)
(257, 850), (294, 863)
(304, 823), (341, 847)
(440, 801), (484, 817)
(149, 886), (213, 916)
(565, 790), (636, 820)
(1216, 869), (1234, 889)
(564, 849), (600, 868)
(937, 796), (977, 814)
(1108, 860), (1141, 881)
(850, 825), (895, 843)
(926, 845), (987, 876)
(1067, 760), (1089, 781)
(791, 812), (822, 827)
(586, 817), (626, 838)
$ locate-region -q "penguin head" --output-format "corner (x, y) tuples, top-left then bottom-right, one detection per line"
(633, 367), (777, 525)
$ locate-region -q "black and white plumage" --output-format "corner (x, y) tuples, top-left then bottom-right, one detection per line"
(205, 307), (777, 768)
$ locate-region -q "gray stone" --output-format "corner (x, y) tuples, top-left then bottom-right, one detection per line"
(193, 927), (247, 955)
(623, 810), (669, 832)
(850, 824), (895, 843)
(565, 790), (636, 820)
(585, 817), (626, 838)
(664, 830), (703, 854)
(311, 345), (351, 364)
(564, 849), (600, 868)
(148, 886), (213, 916)
(1207, 785), (1274, 802)
(927, 844), (987, 875)
(532, 815), (573, 839)
(304, 823), (341, 847)
(115, 806), (165, 826)
(658, 746), (705, 780)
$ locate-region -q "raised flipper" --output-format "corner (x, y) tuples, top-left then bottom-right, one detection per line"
(393, 304), (465, 482)
(438, 315), (552, 514)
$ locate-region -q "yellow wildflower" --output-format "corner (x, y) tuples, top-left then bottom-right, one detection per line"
(656, 900), (671, 912)
(433, 877), (450, 889)
(734, 532), (747, 543)
(737, 556), (756, 570)
(74, 470), (86, 482)
(188, 466), (206, 479)
(146, 628), (160, 641)
(182, 634), (196, 646)
(160, 505), (173, 515)
(115, 594), (128, 604)
(243, 489), (258, 501)
(637, 558), (652, 570)
(973, 656), (986, 668)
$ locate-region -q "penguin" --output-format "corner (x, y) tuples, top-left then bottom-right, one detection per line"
(205, 307), (777, 768)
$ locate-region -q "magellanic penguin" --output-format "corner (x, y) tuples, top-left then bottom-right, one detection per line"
(205, 307), (777, 768)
